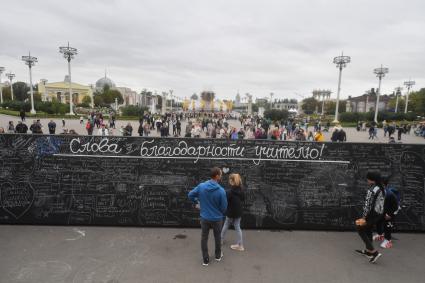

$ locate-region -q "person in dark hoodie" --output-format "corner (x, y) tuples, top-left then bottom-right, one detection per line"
(373, 176), (399, 249)
(220, 173), (245, 251)
(188, 167), (227, 267)
(355, 171), (385, 263)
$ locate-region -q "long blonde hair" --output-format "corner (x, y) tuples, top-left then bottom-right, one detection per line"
(229, 173), (242, 188)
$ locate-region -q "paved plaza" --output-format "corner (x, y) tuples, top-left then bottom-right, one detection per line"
(1, 226), (424, 283)
(1, 114), (424, 143)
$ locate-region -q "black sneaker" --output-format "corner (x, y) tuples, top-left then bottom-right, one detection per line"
(202, 257), (209, 266)
(355, 249), (373, 258)
(215, 252), (223, 262)
(369, 251), (382, 263)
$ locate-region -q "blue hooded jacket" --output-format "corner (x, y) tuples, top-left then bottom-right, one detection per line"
(188, 180), (227, 221)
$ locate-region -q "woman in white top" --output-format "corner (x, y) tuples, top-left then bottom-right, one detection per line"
(97, 124), (109, 136)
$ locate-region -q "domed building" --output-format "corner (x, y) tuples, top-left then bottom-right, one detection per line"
(95, 75), (116, 90)
(95, 72), (139, 106)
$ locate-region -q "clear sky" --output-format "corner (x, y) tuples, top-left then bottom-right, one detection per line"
(0, 0), (423, 101)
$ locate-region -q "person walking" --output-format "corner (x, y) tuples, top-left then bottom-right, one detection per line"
(20, 109), (26, 121)
(221, 173), (245, 251)
(373, 177), (400, 249)
(188, 167), (227, 266)
(355, 172), (385, 263)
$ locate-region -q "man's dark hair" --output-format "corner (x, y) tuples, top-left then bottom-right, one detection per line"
(210, 167), (222, 179)
(366, 171), (381, 184)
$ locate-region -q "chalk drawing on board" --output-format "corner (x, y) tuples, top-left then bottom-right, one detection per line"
(0, 181), (35, 219)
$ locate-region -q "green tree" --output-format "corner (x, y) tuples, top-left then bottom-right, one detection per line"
(325, 100), (346, 115)
(190, 93), (198, 100)
(409, 88), (425, 115)
(264, 109), (289, 121)
(121, 105), (149, 116)
(82, 96), (92, 104)
(301, 97), (319, 114)
(33, 91), (42, 102)
(1, 86), (11, 101)
(105, 89), (124, 104)
(387, 96), (405, 113)
(12, 82), (30, 101)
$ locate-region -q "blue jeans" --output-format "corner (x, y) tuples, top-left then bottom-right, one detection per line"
(221, 217), (243, 246)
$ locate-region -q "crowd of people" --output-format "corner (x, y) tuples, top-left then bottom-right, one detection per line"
(1, 111), (424, 142)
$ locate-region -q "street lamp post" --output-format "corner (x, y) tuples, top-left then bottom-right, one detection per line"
(22, 52), (38, 114)
(403, 79), (415, 113)
(0, 67), (5, 104)
(59, 42), (78, 115)
(169, 89), (173, 112)
(373, 65), (389, 123)
(333, 52), (351, 123)
(364, 90), (370, 112)
(0, 67), (6, 105)
(5, 72), (15, 100)
(40, 79), (48, 102)
(270, 92), (274, 109)
(394, 86), (402, 113)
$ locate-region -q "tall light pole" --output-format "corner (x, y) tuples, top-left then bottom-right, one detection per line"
(270, 92), (274, 109)
(404, 79), (415, 113)
(394, 86), (402, 113)
(22, 52), (38, 114)
(5, 72), (15, 100)
(0, 67), (5, 104)
(40, 79), (48, 102)
(169, 89), (173, 112)
(89, 84), (94, 108)
(59, 42), (78, 115)
(373, 65), (389, 123)
(364, 90), (371, 112)
(333, 52), (351, 123)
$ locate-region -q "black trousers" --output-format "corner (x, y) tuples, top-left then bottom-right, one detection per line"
(377, 216), (395, 240)
(357, 216), (382, 251)
(200, 219), (222, 260)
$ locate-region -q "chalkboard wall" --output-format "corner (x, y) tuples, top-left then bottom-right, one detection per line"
(0, 134), (424, 231)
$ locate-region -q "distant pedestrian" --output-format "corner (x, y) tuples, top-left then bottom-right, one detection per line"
(188, 167), (227, 266)
(368, 126), (374, 140)
(97, 124), (109, 136)
(62, 118), (66, 127)
(7, 121), (15, 133)
(15, 121), (28, 134)
(221, 173), (245, 251)
(48, 120), (56, 134)
(20, 109), (26, 121)
(86, 119), (94, 136)
(397, 125), (404, 141)
(80, 116), (84, 124)
(138, 122), (144, 136)
(355, 172), (385, 263)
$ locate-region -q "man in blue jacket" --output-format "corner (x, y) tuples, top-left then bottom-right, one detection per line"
(188, 167), (227, 266)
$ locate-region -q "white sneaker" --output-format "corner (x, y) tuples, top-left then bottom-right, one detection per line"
(230, 244), (245, 251)
(380, 239), (393, 249)
(373, 234), (384, 241)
